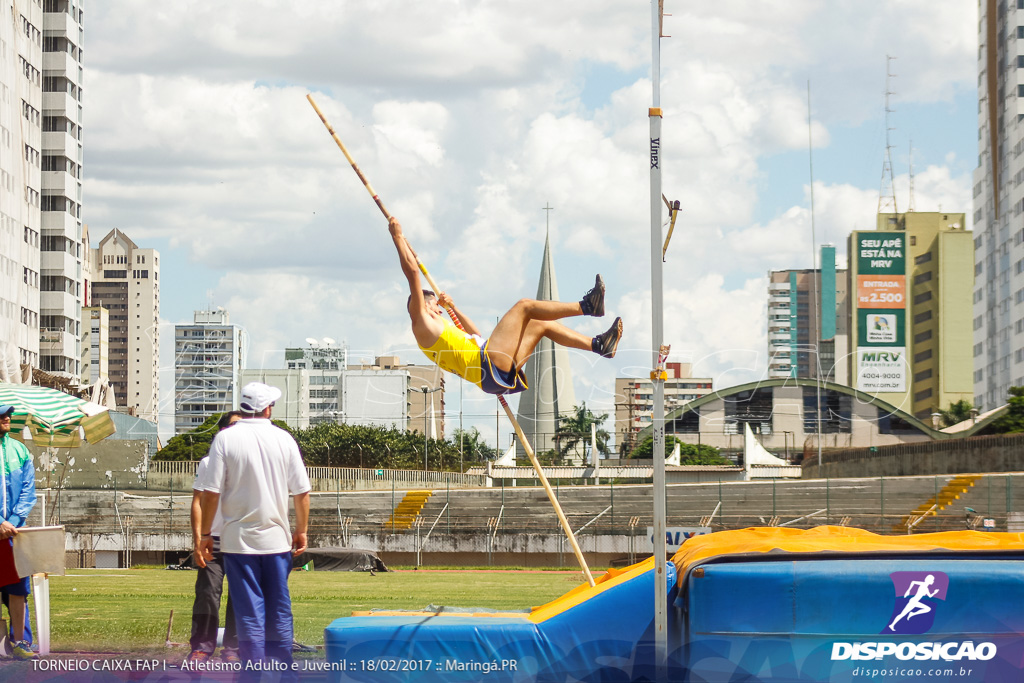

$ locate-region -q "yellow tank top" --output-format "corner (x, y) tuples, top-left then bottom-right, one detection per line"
(418, 321), (484, 387)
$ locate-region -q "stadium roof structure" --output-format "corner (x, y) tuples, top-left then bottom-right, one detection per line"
(636, 377), (948, 442)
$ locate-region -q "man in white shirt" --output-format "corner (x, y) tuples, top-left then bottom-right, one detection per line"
(199, 383), (311, 679)
(187, 411), (242, 664)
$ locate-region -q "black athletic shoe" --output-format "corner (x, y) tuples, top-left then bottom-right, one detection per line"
(592, 317), (623, 358)
(580, 275), (605, 317)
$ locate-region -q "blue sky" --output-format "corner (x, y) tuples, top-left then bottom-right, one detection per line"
(82, 1), (978, 444)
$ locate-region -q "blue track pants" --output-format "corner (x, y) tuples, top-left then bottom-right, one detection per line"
(223, 552), (295, 682)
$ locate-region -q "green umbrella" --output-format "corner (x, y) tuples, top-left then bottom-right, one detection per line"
(0, 383), (116, 448)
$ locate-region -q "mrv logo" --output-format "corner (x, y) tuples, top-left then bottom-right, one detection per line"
(885, 571), (947, 634)
(860, 350), (902, 363)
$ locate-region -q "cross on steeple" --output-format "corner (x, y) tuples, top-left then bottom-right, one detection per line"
(542, 203), (554, 233)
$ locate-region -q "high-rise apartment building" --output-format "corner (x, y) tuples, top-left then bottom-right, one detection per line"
(0, 1), (84, 383)
(614, 362), (713, 457)
(80, 305), (107, 385)
(975, 1), (1024, 410)
(90, 229), (159, 420)
(360, 356), (443, 439)
(849, 213), (973, 419)
(0, 2), (44, 376)
(239, 350), (442, 436)
(39, 0), (85, 379)
(174, 309), (247, 434)
(767, 245), (848, 382)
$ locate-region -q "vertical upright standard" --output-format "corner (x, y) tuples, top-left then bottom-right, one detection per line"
(649, 0), (669, 672)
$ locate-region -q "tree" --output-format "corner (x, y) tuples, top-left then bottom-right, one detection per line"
(627, 435), (730, 465)
(938, 399), (974, 428)
(988, 387), (1024, 434)
(450, 428), (497, 465)
(155, 413), (294, 461)
(553, 403), (611, 464)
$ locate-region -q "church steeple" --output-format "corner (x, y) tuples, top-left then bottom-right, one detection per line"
(515, 207), (581, 464)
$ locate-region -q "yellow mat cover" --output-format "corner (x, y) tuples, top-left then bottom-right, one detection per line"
(671, 525), (1024, 577)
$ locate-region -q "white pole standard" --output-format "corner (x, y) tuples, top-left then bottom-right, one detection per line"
(649, 0), (668, 674)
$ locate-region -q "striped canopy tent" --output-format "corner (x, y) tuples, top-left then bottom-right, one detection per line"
(0, 383), (116, 448)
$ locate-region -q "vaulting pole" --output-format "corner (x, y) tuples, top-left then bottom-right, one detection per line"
(308, 94), (595, 586)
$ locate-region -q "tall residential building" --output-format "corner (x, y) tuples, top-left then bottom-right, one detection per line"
(767, 245), (848, 383)
(90, 229), (159, 420)
(0, 2), (43, 377)
(80, 305), (107, 385)
(0, 1), (84, 383)
(975, 1), (1024, 410)
(515, 230), (580, 462)
(240, 348), (441, 435)
(849, 213), (973, 419)
(284, 340), (346, 426)
(614, 362), (713, 457)
(173, 309), (247, 434)
(39, 0), (85, 379)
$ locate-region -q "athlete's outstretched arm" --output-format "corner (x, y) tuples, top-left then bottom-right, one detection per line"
(389, 217), (424, 314)
(438, 292), (481, 336)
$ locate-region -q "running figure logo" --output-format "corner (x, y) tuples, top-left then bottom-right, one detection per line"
(884, 571), (949, 635)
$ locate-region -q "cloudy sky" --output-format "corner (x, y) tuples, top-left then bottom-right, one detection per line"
(84, 1), (977, 444)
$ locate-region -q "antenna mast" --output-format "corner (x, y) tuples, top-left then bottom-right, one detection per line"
(908, 140), (916, 213)
(878, 55), (898, 215)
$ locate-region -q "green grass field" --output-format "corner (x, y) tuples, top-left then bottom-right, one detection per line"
(44, 568), (582, 653)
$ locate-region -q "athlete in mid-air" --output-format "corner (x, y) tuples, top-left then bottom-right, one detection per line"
(389, 217), (622, 395)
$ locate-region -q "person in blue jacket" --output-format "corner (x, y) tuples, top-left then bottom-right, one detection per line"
(0, 404), (36, 660)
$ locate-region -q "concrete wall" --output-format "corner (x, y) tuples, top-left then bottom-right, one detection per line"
(29, 439), (148, 490)
(802, 433), (1024, 478)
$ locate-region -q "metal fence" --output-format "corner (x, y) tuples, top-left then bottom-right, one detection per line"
(144, 461), (488, 492)
(319, 473), (1024, 539)
(41, 472), (1024, 568)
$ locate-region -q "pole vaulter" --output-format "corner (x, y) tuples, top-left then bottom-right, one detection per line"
(307, 94), (624, 587)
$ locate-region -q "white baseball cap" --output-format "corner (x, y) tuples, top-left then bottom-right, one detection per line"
(239, 382), (282, 413)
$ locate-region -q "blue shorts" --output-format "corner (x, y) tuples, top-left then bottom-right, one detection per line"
(1, 576), (30, 597)
(479, 346), (528, 396)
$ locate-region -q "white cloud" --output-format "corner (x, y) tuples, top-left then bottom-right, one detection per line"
(80, 1), (978, 442)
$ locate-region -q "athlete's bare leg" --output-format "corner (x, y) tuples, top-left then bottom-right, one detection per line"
(486, 277), (620, 373)
(488, 319), (592, 373)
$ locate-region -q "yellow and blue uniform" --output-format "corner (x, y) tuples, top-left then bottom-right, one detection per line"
(418, 320), (528, 395)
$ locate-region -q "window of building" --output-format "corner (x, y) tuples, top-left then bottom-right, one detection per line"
(914, 330), (933, 343)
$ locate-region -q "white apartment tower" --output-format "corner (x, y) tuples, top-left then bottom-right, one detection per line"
(39, 0), (84, 378)
(174, 309), (248, 434)
(0, 1), (84, 382)
(975, 0), (1024, 409)
(0, 1), (43, 377)
(90, 229), (159, 420)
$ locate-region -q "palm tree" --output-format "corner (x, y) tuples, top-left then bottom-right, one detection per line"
(553, 403), (610, 464)
(938, 400), (974, 428)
